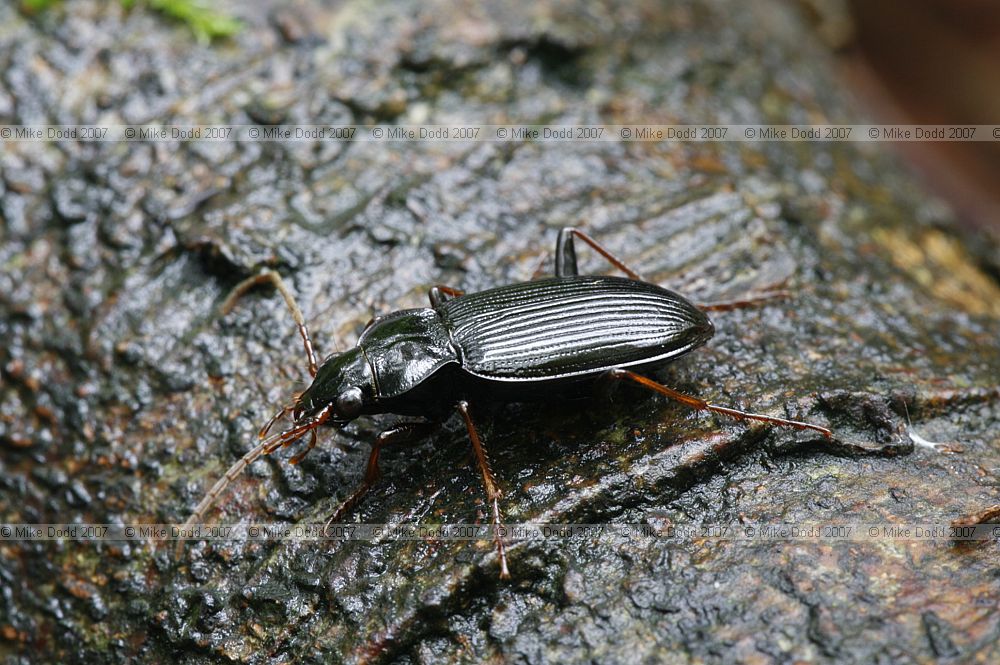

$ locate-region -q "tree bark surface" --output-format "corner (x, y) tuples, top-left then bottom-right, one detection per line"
(1, 1), (999, 663)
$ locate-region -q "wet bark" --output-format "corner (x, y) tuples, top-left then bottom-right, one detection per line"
(1, 0), (999, 663)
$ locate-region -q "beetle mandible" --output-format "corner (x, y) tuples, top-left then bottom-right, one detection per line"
(177, 228), (833, 577)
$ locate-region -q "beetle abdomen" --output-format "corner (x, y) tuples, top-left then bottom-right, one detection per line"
(438, 276), (714, 381)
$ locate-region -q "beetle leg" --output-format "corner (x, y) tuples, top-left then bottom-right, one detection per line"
(221, 269), (319, 378)
(697, 290), (792, 312)
(556, 227), (642, 280)
(606, 369), (833, 438)
(323, 421), (439, 531)
(528, 252), (551, 280)
(456, 400), (511, 579)
(276, 407), (333, 446)
(429, 285), (465, 307)
(696, 277), (793, 311)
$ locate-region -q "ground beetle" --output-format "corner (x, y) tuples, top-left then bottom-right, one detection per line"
(178, 228), (832, 577)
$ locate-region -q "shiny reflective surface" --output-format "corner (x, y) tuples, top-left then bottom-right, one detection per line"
(440, 276), (714, 380)
(358, 308), (457, 398)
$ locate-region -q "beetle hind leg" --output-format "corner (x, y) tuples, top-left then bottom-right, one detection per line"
(695, 276), (795, 312)
(696, 290), (792, 312)
(606, 368), (833, 438)
(456, 400), (511, 579)
(429, 285), (465, 308)
(555, 227), (643, 280)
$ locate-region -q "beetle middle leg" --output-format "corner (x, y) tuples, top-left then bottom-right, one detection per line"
(606, 369), (833, 438)
(323, 421), (439, 531)
(221, 269), (319, 377)
(456, 400), (511, 579)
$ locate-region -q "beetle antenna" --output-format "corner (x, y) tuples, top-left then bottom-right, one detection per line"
(174, 429), (286, 558)
(221, 269), (319, 377)
(174, 405), (332, 558)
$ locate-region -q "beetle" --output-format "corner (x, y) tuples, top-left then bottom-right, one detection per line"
(177, 228), (832, 577)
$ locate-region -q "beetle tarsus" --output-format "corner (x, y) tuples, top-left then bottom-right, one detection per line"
(289, 429), (318, 465)
(259, 403), (294, 439)
(457, 400), (510, 579)
(607, 368), (833, 439)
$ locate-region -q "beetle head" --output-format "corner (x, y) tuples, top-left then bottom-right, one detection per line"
(292, 347), (376, 427)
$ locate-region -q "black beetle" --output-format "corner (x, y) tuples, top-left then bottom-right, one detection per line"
(177, 228), (832, 576)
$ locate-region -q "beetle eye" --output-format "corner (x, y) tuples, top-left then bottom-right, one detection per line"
(335, 387), (364, 419)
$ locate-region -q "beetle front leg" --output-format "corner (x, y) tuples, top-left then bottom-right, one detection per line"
(556, 227), (642, 280)
(456, 400), (510, 579)
(605, 369), (833, 438)
(323, 421), (439, 532)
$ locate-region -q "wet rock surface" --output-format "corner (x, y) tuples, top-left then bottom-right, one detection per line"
(2, 0), (1000, 663)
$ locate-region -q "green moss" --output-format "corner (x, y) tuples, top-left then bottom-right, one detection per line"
(22, 0), (241, 42)
(19, 0), (61, 12)
(128, 0), (242, 43)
